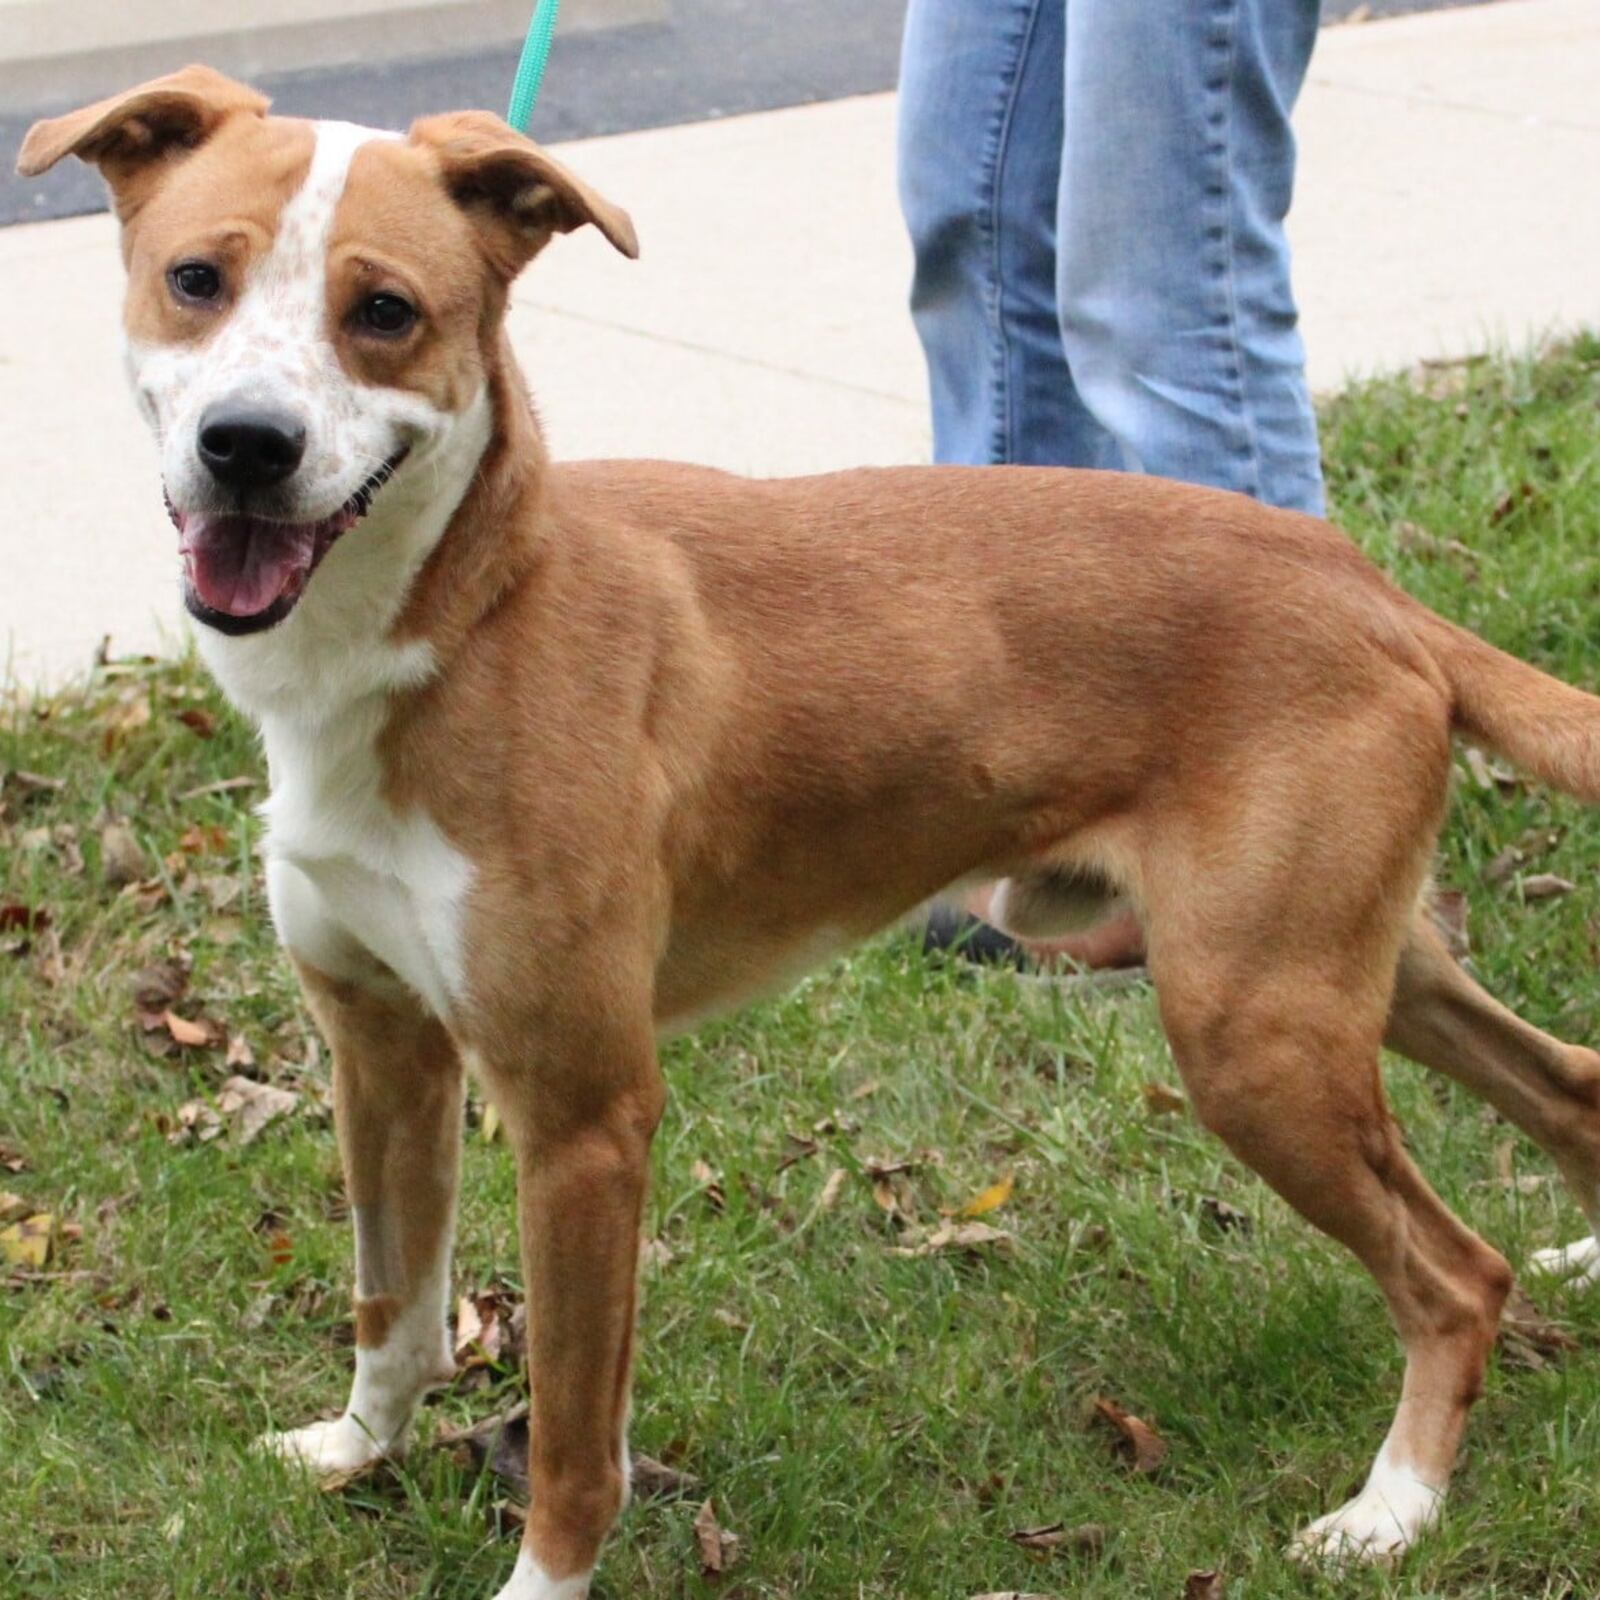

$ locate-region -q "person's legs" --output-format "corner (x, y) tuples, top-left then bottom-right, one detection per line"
(897, 0), (1119, 467)
(1056, 0), (1325, 513)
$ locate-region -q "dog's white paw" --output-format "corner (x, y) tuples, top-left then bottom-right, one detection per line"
(1289, 1462), (1441, 1567)
(259, 1415), (393, 1478)
(1529, 1234), (1600, 1285)
(491, 1552), (591, 1600)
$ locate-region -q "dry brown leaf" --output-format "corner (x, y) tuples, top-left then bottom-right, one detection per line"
(1519, 874), (1575, 902)
(1183, 1573), (1226, 1600)
(0, 1213), (53, 1268)
(0, 1143), (27, 1174)
(1002, 1521), (1103, 1559)
(1092, 1397), (1168, 1474)
(0, 1192), (30, 1224)
(1498, 1285), (1581, 1372)
(217, 1075), (299, 1144)
(693, 1498), (740, 1577)
(99, 821), (147, 887)
(167, 1099), (224, 1146)
(163, 1010), (218, 1049)
(958, 1173), (1015, 1219)
(1142, 1082), (1188, 1116)
(131, 959), (188, 1011)
(888, 1221), (1013, 1259)
(175, 707), (218, 739)
(225, 1033), (256, 1070)
(630, 1451), (699, 1500)
(0, 902), (50, 937)
(178, 822), (230, 855)
(776, 1133), (820, 1173)
(818, 1166), (848, 1212)
(1197, 1195), (1252, 1234)
(640, 1236), (675, 1272)
(455, 1288), (513, 1367)
(690, 1159), (727, 1213)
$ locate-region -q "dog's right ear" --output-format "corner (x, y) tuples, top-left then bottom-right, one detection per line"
(16, 65), (269, 216)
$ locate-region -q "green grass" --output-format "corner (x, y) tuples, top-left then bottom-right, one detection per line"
(6, 336), (1600, 1599)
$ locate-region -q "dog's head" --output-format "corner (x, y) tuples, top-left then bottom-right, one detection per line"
(19, 67), (636, 639)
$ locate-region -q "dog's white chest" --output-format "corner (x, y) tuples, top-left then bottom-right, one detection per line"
(259, 706), (472, 1019)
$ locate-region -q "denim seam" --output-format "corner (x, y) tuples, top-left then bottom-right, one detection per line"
(983, 0), (1049, 466)
(1209, 0), (1265, 498)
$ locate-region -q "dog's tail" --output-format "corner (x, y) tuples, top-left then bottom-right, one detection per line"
(1423, 612), (1600, 802)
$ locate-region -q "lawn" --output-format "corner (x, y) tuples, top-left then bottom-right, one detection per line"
(5, 335), (1600, 1600)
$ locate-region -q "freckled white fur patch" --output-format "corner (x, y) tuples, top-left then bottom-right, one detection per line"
(124, 118), (498, 1020)
(262, 1202), (453, 1474)
(492, 1552), (592, 1600)
(1290, 1439), (1444, 1564)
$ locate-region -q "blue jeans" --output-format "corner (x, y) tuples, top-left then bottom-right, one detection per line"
(898, 0), (1325, 514)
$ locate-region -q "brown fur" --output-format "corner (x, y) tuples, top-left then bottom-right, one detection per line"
(23, 68), (1600, 1585)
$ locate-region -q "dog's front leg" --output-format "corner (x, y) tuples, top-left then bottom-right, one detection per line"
(480, 1017), (665, 1600)
(262, 960), (464, 1474)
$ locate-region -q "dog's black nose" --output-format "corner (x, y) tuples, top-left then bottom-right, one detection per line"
(197, 404), (307, 489)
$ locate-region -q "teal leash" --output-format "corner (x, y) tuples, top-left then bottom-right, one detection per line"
(505, 0), (562, 133)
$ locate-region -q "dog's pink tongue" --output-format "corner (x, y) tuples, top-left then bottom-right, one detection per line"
(181, 515), (314, 617)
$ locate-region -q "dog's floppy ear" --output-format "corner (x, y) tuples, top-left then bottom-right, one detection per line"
(410, 111), (639, 278)
(16, 65), (269, 214)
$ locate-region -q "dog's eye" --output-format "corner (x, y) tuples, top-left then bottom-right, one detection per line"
(358, 293), (418, 337)
(169, 260), (222, 304)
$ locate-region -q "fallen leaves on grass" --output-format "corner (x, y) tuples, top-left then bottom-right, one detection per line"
(166, 1099), (223, 1146)
(455, 1286), (521, 1368)
(163, 1010), (219, 1049)
(817, 1166), (848, 1212)
(1092, 1397), (1168, 1474)
(888, 1221), (1013, 1259)
(99, 820), (147, 887)
(1197, 1195), (1252, 1234)
(131, 959), (189, 1011)
(693, 1498), (740, 1577)
(1518, 873), (1575, 903)
(0, 1192), (30, 1223)
(690, 1159), (727, 1214)
(0, 902), (50, 936)
(1498, 1285), (1580, 1372)
(1142, 1082), (1187, 1116)
(174, 707), (218, 739)
(217, 1076), (299, 1144)
(434, 1404), (699, 1509)
(957, 1173), (1015, 1218)
(1006, 1523), (1105, 1556)
(0, 1212), (53, 1268)
(1183, 1573), (1226, 1599)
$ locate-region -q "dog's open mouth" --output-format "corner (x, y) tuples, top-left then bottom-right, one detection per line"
(170, 449), (409, 635)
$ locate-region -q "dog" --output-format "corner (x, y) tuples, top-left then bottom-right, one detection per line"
(20, 65), (1600, 1598)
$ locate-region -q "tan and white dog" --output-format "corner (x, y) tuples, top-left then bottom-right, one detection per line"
(21, 65), (1600, 1597)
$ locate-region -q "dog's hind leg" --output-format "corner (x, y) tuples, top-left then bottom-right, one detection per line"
(1140, 704), (1510, 1563)
(1154, 939), (1512, 1562)
(1387, 909), (1600, 1281)
(261, 960), (463, 1474)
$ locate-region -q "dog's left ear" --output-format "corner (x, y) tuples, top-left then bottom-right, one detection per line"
(411, 111), (639, 279)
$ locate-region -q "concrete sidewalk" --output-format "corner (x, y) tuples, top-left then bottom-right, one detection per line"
(2, 0), (1597, 689)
